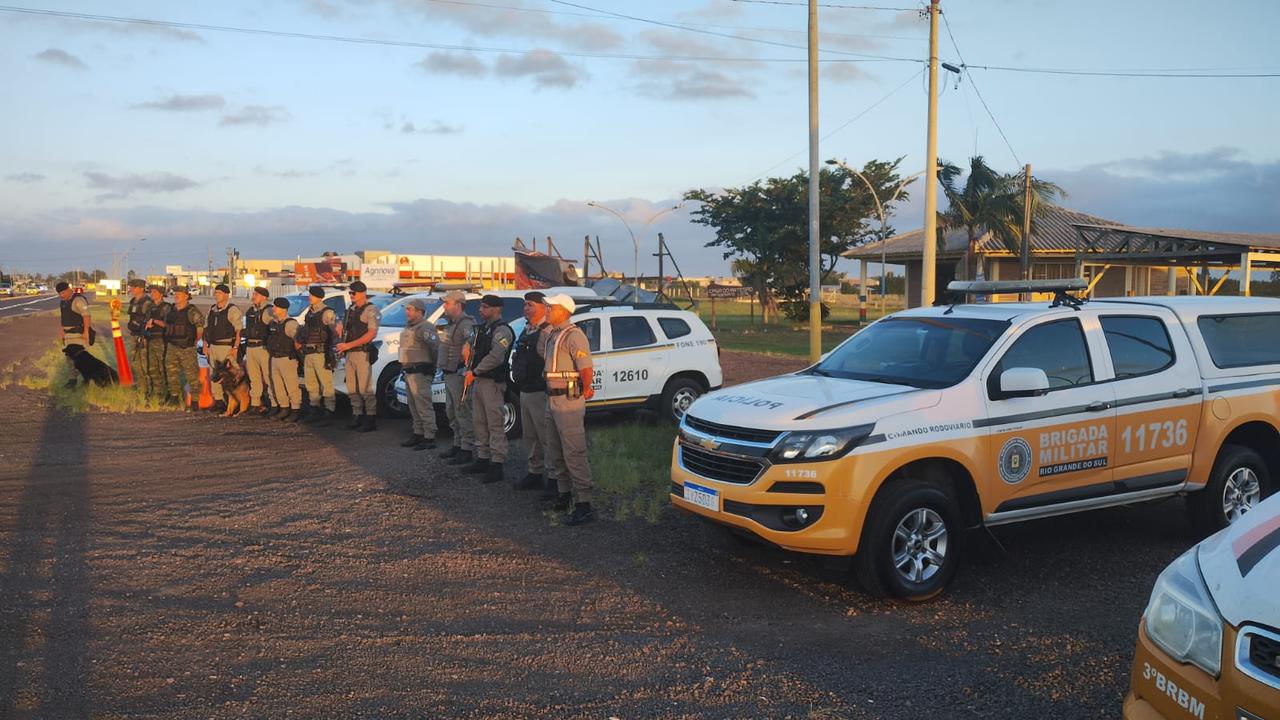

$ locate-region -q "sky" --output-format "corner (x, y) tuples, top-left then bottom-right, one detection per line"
(2, 0), (1278, 278)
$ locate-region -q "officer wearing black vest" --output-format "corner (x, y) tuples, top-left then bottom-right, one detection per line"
(204, 284), (242, 413)
(462, 294), (515, 484)
(242, 286), (275, 416)
(335, 280), (380, 432)
(160, 286), (204, 408)
(143, 285), (172, 400)
(56, 281), (93, 388)
(125, 279), (155, 396)
(511, 291), (552, 492)
(299, 286), (337, 426)
(266, 296), (302, 421)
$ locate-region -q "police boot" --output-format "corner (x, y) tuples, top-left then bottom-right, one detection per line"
(482, 462), (504, 484)
(357, 414), (377, 433)
(281, 408), (299, 423)
(345, 414), (364, 430)
(551, 492), (573, 512)
(298, 406), (317, 424)
(401, 433), (423, 448)
(439, 446), (461, 459)
(447, 449), (473, 466)
(271, 405), (288, 419)
(564, 502), (594, 526)
(312, 407), (332, 428)
(539, 478), (559, 501)
(463, 457), (490, 475)
(514, 472), (543, 491)
(257, 405), (273, 417)
(413, 436), (436, 451)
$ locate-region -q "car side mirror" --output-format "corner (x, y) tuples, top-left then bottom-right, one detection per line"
(999, 367), (1050, 399)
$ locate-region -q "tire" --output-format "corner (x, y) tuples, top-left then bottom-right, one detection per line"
(503, 390), (522, 439)
(376, 363), (410, 419)
(1189, 444), (1271, 534)
(852, 478), (963, 602)
(660, 376), (704, 424)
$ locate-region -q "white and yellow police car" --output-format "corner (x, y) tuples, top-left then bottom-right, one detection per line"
(671, 280), (1279, 601)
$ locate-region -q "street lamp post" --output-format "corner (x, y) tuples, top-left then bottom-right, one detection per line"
(826, 160), (927, 315)
(587, 201), (682, 291)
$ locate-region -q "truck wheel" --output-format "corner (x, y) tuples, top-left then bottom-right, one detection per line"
(852, 478), (962, 602)
(1189, 444), (1270, 533)
(503, 390), (522, 439)
(376, 363), (410, 419)
(661, 377), (703, 424)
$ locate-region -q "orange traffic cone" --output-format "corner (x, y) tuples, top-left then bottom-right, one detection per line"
(198, 366), (214, 409)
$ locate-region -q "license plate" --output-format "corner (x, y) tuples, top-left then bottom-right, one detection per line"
(683, 481), (720, 512)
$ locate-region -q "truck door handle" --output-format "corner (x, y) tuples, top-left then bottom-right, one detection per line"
(1085, 401), (1111, 412)
(1171, 388), (1197, 398)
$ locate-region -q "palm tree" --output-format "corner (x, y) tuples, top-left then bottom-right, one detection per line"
(938, 156), (1066, 280)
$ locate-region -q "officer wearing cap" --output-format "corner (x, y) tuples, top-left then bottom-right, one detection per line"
(204, 283), (243, 413)
(143, 285), (172, 400)
(266, 296), (302, 421)
(299, 286), (338, 426)
(437, 290), (477, 465)
(539, 293), (596, 526)
(463, 294), (515, 484)
(125, 279), (155, 397)
(56, 281), (92, 385)
(510, 291), (552, 492)
(242, 286), (276, 416)
(334, 280), (381, 432)
(398, 298), (439, 450)
(159, 286), (205, 409)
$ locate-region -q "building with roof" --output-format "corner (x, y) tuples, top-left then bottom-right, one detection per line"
(844, 205), (1280, 307)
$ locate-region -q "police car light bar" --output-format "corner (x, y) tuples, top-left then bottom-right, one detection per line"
(946, 279), (1087, 295)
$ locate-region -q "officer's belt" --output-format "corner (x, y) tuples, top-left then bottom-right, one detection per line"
(245, 340), (265, 346)
(301, 345), (326, 354)
(545, 370), (578, 379)
(208, 339), (236, 346)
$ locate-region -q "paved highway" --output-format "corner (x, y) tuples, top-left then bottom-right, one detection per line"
(0, 293), (61, 321)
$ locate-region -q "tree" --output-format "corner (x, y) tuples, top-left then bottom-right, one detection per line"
(685, 158), (909, 323)
(939, 156), (1066, 280)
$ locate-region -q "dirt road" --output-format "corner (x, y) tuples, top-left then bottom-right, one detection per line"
(0, 311), (1198, 718)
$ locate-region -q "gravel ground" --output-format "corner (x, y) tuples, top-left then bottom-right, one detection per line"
(0, 311), (1200, 718)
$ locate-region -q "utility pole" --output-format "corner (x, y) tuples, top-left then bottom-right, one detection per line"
(920, 0), (941, 308)
(806, 0), (822, 362)
(1020, 163), (1033, 282)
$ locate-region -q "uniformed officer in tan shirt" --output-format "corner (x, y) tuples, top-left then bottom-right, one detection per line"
(398, 298), (439, 451)
(463, 294), (515, 484)
(335, 280), (381, 432)
(538, 293), (596, 526)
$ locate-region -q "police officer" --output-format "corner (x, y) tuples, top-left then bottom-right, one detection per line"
(510, 291), (552, 492)
(143, 285), (172, 400)
(437, 290), (477, 465)
(398, 298), (439, 450)
(463, 295), (515, 484)
(299, 286), (337, 426)
(539, 294), (596, 526)
(56, 281), (92, 386)
(204, 283), (243, 413)
(158, 286), (205, 409)
(242, 287), (276, 416)
(266, 297), (303, 421)
(124, 279), (155, 397)
(334, 280), (381, 432)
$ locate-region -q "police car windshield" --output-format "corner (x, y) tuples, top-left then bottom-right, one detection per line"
(283, 295), (311, 317)
(380, 296), (442, 328)
(813, 316), (1008, 389)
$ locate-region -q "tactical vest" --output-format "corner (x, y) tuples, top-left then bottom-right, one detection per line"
(165, 305), (197, 348)
(205, 303), (237, 344)
(438, 315), (474, 372)
(244, 305), (272, 344)
(469, 320), (512, 381)
(60, 298), (83, 332)
(126, 296), (151, 335)
(266, 319), (298, 358)
(399, 321), (436, 366)
(511, 323), (547, 393)
(343, 302), (370, 344)
(303, 305), (332, 348)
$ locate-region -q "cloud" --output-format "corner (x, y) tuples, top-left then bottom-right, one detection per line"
(415, 51), (488, 78)
(633, 61), (754, 101)
(33, 48), (88, 70)
(253, 159), (358, 179)
(400, 120), (462, 135)
(5, 173), (46, 183)
(397, 0), (623, 51)
(83, 171), (201, 201)
(219, 105), (291, 127)
(822, 62), (870, 85)
(132, 93), (227, 112)
(493, 49), (587, 89)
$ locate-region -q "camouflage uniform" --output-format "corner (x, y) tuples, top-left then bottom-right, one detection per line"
(163, 302), (205, 404)
(145, 297), (172, 399)
(125, 288), (156, 396)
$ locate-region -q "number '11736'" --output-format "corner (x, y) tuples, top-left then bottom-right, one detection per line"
(1121, 419), (1188, 453)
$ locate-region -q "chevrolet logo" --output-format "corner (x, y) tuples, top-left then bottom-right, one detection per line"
(696, 436), (721, 451)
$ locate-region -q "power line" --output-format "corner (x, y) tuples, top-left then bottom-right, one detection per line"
(963, 64), (1280, 79)
(941, 10), (1020, 166)
(728, 0), (919, 10)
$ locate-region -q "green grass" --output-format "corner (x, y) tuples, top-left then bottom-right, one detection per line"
(589, 420), (679, 523)
(20, 341), (170, 414)
(695, 296), (901, 357)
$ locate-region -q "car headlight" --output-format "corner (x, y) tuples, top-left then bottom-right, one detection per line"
(769, 424), (874, 463)
(1143, 548), (1223, 677)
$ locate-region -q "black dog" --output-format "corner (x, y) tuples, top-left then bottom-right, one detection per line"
(63, 345), (119, 388)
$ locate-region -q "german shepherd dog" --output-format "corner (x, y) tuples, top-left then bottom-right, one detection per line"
(209, 359), (252, 416)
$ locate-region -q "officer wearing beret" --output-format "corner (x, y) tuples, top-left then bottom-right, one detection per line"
(143, 285), (172, 400)
(125, 279), (156, 397)
(437, 290), (477, 465)
(204, 283), (243, 413)
(266, 296), (302, 421)
(299, 286), (338, 426)
(242, 286), (276, 416)
(398, 298), (439, 450)
(159, 286), (205, 409)
(539, 294), (596, 525)
(334, 280), (381, 432)
(56, 280), (92, 386)
(510, 291), (552, 492)
(463, 294), (515, 484)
